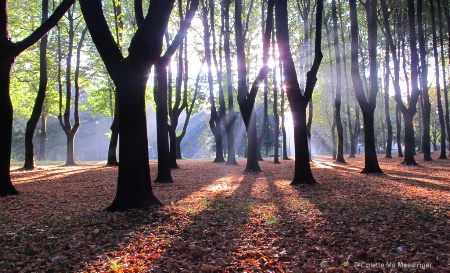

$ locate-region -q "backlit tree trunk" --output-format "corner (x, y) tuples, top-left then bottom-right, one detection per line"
(276, 0), (323, 184)
(79, 0), (182, 210)
(349, 0), (382, 173)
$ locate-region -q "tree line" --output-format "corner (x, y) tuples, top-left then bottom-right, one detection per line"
(1, 0), (449, 211)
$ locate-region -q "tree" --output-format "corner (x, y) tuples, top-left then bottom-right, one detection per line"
(276, 0), (323, 184)
(201, 0), (225, 164)
(429, 0), (446, 159)
(78, 0), (177, 211)
(56, 5), (86, 166)
(417, 0), (432, 161)
(383, 39), (393, 159)
(235, 0), (272, 172)
(349, 0), (382, 173)
(332, 0), (345, 163)
(23, 0), (49, 169)
(0, 0), (75, 196)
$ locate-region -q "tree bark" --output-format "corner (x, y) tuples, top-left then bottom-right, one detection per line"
(276, 0), (323, 184)
(349, 0), (382, 173)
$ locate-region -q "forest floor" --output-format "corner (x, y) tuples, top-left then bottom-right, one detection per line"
(1, 154), (449, 273)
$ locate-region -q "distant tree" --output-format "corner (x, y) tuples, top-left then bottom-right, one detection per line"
(154, 0), (199, 182)
(201, 0), (225, 163)
(383, 39), (393, 159)
(56, 5), (87, 166)
(0, 0), (74, 196)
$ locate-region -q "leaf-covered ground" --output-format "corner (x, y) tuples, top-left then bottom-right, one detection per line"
(1, 155), (449, 272)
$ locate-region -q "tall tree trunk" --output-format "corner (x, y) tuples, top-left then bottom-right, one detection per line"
(279, 60), (290, 160)
(430, 0), (446, 159)
(80, 0), (183, 210)
(437, 0), (450, 156)
(223, 0), (237, 165)
(276, 0), (323, 184)
(154, 63), (174, 182)
(383, 39), (393, 159)
(324, 17), (337, 160)
(332, 0), (345, 163)
(106, 102), (119, 166)
(106, 0), (123, 166)
(23, 0), (49, 170)
(349, 0), (382, 173)
(272, 32), (280, 164)
(417, 0), (432, 160)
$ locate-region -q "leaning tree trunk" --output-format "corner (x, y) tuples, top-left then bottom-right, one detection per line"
(23, 0), (49, 170)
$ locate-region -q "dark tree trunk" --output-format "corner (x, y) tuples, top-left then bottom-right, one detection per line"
(106, 0), (123, 167)
(429, 0), (446, 159)
(383, 39), (393, 159)
(0, 0), (74, 196)
(223, 0), (237, 165)
(417, 0), (432, 161)
(272, 32), (280, 164)
(57, 9), (84, 167)
(349, 0), (382, 173)
(332, 0), (345, 163)
(38, 114), (47, 161)
(276, 0), (323, 184)
(235, 0), (273, 172)
(24, 0), (49, 170)
(0, 59), (18, 196)
(79, 0), (183, 210)
(438, 0), (450, 157)
(106, 104), (119, 166)
(154, 63), (174, 182)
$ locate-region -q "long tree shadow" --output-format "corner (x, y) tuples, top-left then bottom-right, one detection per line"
(265, 159), (450, 271)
